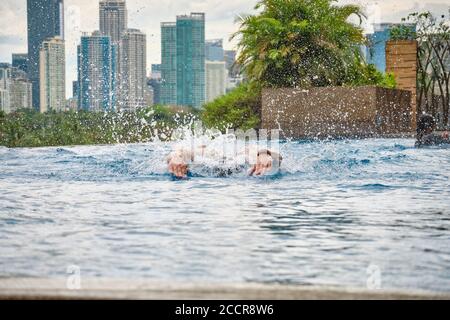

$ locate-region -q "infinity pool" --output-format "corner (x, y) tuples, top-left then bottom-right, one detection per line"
(1, 139), (449, 292)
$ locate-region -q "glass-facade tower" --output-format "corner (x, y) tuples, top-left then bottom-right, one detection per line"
(176, 13), (205, 108)
(160, 22), (177, 106)
(77, 32), (117, 111)
(161, 13), (205, 108)
(27, 0), (64, 110)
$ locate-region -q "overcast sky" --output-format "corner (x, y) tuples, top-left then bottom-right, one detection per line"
(1, 0), (449, 97)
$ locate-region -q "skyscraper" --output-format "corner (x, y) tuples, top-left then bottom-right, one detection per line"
(12, 54), (29, 74)
(145, 84), (155, 107)
(77, 31), (117, 111)
(0, 64), (31, 114)
(205, 39), (224, 61)
(224, 50), (240, 77)
(149, 64), (162, 105)
(151, 64), (162, 79)
(99, 0), (128, 44)
(206, 61), (226, 103)
(9, 66), (33, 112)
(0, 64), (12, 113)
(176, 13), (205, 108)
(148, 78), (161, 105)
(72, 81), (79, 99)
(27, 0), (64, 110)
(119, 29), (147, 110)
(160, 22), (177, 106)
(39, 37), (65, 113)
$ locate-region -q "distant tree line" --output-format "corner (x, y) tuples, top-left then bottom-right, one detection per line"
(0, 106), (198, 148)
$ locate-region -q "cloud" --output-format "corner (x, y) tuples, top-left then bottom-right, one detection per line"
(0, 35), (26, 46)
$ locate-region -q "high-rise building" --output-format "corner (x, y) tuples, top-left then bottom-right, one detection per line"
(27, 0), (64, 110)
(176, 13), (205, 108)
(146, 84), (154, 107)
(10, 79), (33, 113)
(0, 63), (33, 114)
(0, 64), (12, 113)
(12, 54), (28, 74)
(148, 78), (162, 105)
(224, 50), (240, 77)
(99, 0), (128, 44)
(206, 39), (224, 61)
(72, 81), (79, 99)
(161, 14), (206, 108)
(118, 29), (147, 110)
(151, 64), (162, 79)
(160, 22), (177, 106)
(365, 23), (416, 73)
(10, 67), (33, 112)
(205, 61), (226, 103)
(77, 31), (117, 111)
(99, 0), (127, 110)
(39, 37), (65, 113)
(66, 97), (78, 111)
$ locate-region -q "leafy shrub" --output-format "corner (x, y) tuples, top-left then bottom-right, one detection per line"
(201, 83), (261, 132)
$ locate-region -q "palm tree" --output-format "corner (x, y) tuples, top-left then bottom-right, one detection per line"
(232, 0), (367, 88)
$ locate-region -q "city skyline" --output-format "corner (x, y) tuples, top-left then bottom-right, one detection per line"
(1, 0), (449, 97)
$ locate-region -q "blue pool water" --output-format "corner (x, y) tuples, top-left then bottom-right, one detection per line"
(0, 138), (449, 292)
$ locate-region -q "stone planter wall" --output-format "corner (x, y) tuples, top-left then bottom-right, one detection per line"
(261, 86), (412, 139)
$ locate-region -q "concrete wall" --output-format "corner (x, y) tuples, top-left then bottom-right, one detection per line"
(261, 86), (412, 139)
(386, 40), (418, 130)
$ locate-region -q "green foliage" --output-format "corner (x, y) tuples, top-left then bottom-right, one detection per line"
(0, 106), (198, 148)
(233, 0), (378, 88)
(201, 83), (261, 132)
(347, 62), (397, 89)
(390, 24), (416, 41)
(379, 73), (397, 89)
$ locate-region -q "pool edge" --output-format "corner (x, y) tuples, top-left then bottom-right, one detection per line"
(0, 278), (448, 300)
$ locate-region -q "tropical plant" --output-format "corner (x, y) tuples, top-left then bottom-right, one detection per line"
(232, 0), (379, 88)
(347, 60), (397, 89)
(201, 82), (261, 132)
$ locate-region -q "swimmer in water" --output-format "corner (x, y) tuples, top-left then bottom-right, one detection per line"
(415, 114), (449, 147)
(166, 144), (283, 178)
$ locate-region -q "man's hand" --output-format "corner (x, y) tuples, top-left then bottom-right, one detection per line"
(443, 131), (449, 139)
(248, 153), (274, 176)
(167, 151), (190, 178)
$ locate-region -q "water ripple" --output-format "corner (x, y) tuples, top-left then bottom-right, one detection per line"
(0, 139), (449, 292)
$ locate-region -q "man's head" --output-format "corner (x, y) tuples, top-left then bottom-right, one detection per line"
(417, 114), (436, 137)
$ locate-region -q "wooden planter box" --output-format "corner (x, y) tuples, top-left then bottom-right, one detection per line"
(386, 40), (418, 130)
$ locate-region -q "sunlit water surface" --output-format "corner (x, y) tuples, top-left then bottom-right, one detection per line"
(1, 139), (449, 292)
